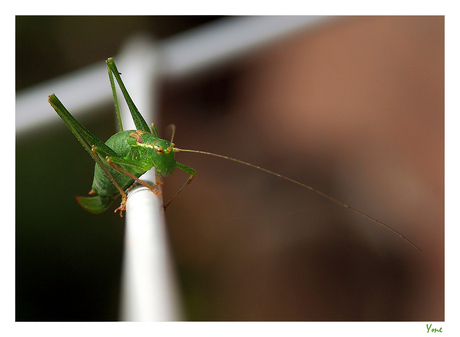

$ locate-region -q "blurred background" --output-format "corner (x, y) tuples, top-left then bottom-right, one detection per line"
(16, 16), (443, 321)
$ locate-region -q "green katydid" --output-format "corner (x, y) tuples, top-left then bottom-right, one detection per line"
(49, 57), (421, 251)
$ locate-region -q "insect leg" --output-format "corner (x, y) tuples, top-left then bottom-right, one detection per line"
(106, 58), (150, 133)
(105, 157), (161, 195)
(107, 61), (123, 132)
(150, 123), (160, 137)
(90, 146), (129, 216)
(49, 94), (120, 159)
(163, 162), (196, 209)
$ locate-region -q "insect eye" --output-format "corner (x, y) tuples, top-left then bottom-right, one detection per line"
(155, 147), (163, 154)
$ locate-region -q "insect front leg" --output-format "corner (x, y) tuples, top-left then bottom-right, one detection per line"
(105, 157), (162, 196)
(104, 155), (164, 215)
(164, 162), (196, 209)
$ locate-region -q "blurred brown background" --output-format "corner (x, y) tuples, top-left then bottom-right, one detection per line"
(16, 16), (443, 321)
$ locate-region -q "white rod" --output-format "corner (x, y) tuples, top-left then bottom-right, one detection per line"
(121, 183), (183, 321)
(16, 16), (333, 133)
(116, 36), (183, 321)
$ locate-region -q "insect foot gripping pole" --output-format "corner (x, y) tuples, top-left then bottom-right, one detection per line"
(177, 148), (421, 252)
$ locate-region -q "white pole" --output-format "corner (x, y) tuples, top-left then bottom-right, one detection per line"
(120, 184), (183, 321)
(116, 36), (183, 321)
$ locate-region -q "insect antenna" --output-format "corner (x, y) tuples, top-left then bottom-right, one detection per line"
(167, 124), (176, 144)
(177, 148), (421, 252)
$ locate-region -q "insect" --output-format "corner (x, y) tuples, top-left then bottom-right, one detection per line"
(49, 58), (421, 251)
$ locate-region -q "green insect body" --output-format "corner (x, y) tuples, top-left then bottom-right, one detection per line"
(49, 58), (195, 215)
(80, 131), (175, 213)
(49, 57), (421, 251)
